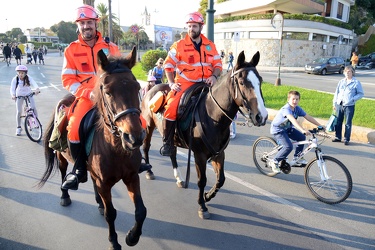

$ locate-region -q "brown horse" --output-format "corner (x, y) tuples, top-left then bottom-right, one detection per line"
(38, 47), (146, 249)
(141, 51), (268, 219)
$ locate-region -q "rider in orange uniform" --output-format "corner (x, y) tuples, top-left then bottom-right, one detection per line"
(161, 12), (222, 156)
(61, 5), (121, 190)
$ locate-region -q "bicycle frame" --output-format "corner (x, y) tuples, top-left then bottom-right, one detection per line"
(275, 131), (325, 166)
(17, 92), (42, 142)
(252, 128), (352, 204)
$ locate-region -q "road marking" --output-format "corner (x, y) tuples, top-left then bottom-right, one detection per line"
(40, 73), (45, 78)
(49, 83), (61, 91)
(176, 150), (304, 212)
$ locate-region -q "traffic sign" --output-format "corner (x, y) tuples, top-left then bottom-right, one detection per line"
(130, 25), (139, 34)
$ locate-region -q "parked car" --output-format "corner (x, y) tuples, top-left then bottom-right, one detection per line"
(357, 52), (375, 69)
(305, 56), (345, 75)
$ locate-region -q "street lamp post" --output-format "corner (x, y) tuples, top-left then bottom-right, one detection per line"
(272, 12), (284, 86)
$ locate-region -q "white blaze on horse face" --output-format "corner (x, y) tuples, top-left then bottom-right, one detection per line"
(247, 71), (268, 122)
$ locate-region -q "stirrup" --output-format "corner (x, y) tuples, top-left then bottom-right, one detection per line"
(61, 173), (79, 190)
(160, 144), (174, 156)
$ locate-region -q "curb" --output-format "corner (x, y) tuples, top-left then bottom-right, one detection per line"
(267, 109), (375, 145)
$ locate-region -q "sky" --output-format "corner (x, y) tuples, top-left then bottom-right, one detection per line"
(0, 0), (201, 33)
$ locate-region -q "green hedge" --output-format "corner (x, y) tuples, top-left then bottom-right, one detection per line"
(140, 49), (168, 73)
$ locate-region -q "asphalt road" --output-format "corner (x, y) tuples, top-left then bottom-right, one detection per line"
(0, 53), (374, 250)
(260, 69), (375, 99)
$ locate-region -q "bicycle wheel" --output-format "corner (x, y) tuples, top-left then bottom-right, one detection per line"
(24, 114), (43, 142)
(304, 156), (352, 204)
(252, 137), (278, 177)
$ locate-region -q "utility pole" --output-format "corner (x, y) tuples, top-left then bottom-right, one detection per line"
(108, 0), (113, 42)
(206, 0), (215, 41)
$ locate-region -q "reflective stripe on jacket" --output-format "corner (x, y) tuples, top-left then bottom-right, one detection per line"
(164, 34), (222, 84)
(61, 31), (121, 99)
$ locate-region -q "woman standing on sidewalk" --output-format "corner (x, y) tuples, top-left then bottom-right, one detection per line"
(332, 66), (364, 145)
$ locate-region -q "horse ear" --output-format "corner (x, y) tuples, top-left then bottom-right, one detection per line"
(249, 51), (260, 67)
(237, 51), (245, 66)
(97, 49), (109, 69)
(126, 46), (137, 69)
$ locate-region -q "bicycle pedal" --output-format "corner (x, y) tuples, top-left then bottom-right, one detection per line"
(291, 163), (306, 168)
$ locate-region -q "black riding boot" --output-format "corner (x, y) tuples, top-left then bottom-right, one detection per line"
(61, 142), (88, 190)
(160, 119), (176, 156)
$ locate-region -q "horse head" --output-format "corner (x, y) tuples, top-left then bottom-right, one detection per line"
(94, 47), (145, 150)
(230, 51), (268, 126)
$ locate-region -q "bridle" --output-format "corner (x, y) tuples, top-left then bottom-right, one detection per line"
(209, 67), (257, 123)
(98, 68), (141, 137)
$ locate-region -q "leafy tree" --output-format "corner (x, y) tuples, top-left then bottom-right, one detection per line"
(96, 2), (123, 44)
(9, 28), (24, 41)
(50, 21), (77, 43)
(122, 25), (150, 50)
(20, 36), (27, 43)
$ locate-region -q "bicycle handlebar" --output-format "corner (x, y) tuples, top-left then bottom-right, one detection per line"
(308, 127), (331, 139)
(16, 91), (40, 99)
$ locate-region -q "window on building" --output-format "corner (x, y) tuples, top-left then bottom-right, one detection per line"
(337, 2), (343, 19)
(284, 32), (309, 40)
(312, 34), (327, 42)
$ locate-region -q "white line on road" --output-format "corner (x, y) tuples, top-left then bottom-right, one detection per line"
(176, 150), (304, 212)
(49, 83), (61, 91)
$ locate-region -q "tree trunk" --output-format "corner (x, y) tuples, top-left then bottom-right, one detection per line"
(83, 0), (95, 7)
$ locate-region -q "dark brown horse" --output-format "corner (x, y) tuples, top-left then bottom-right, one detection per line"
(38, 47), (146, 249)
(141, 51), (268, 219)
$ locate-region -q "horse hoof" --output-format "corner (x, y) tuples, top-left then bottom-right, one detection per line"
(108, 242), (121, 250)
(176, 181), (184, 188)
(125, 230), (140, 247)
(145, 170), (155, 180)
(60, 198), (71, 206)
(198, 210), (210, 219)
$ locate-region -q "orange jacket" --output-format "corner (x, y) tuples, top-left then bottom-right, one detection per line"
(164, 34), (222, 84)
(62, 31), (121, 99)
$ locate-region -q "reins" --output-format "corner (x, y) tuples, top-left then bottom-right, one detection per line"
(209, 67), (255, 122)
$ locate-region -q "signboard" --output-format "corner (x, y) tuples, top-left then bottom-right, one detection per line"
(154, 25), (173, 43)
(233, 32), (240, 42)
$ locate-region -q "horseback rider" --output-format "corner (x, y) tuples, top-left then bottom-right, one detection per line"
(61, 5), (121, 190)
(160, 11), (222, 156)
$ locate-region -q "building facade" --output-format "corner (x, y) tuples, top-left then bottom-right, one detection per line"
(211, 0), (355, 67)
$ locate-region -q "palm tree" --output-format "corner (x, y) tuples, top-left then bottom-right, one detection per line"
(97, 3), (109, 37)
(97, 3), (123, 44)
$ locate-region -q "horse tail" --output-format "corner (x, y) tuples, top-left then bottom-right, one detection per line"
(37, 110), (59, 188)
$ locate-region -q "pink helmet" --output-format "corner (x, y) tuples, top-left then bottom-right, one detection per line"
(15, 65), (28, 72)
(186, 12), (204, 24)
(75, 5), (99, 22)
(147, 75), (157, 82)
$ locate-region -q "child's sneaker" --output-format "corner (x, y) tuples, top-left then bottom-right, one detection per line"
(293, 157), (307, 165)
(16, 127), (22, 136)
(269, 160), (281, 173)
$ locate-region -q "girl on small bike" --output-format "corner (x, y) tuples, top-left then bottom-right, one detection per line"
(10, 65), (40, 136)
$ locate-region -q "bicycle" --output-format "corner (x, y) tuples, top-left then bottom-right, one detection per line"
(252, 127), (352, 204)
(17, 92), (43, 142)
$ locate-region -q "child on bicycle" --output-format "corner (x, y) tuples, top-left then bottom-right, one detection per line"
(10, 65), (40, 136)
(270, 90), (324, 173)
